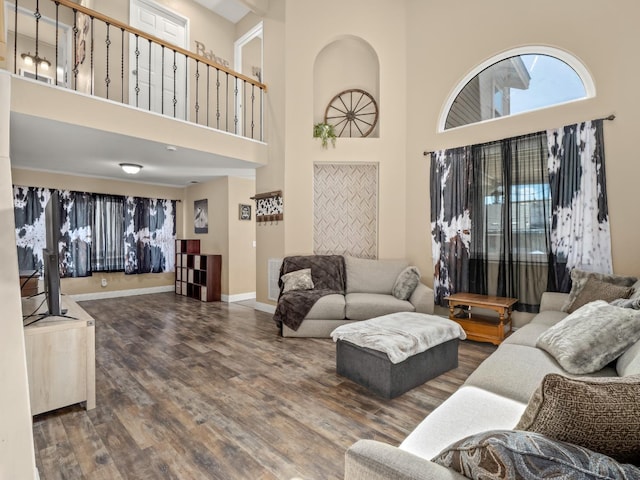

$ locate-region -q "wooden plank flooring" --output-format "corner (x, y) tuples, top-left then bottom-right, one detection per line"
(32, 293), (495, 480)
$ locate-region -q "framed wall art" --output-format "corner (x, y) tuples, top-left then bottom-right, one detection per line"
(239, 204), (252, 220)
(194, 199), (208, 234)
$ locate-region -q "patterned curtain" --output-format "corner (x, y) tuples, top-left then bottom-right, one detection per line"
(430, 147), (472, 306)
(13, 186), (51, 275)
(547, 119), (611, 292)
(92, 194), (125, 272)
(430, 119), (610, 311)
(124, 197), (176, 274)
(59, 191), (93, 278)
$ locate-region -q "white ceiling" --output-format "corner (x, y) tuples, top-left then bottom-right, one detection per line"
(10, 113), (259, 187)
(193, 0), (251, 23)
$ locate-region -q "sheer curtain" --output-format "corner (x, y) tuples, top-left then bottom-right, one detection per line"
(92, 194), (125, 272)
(431, 119), (610, 312)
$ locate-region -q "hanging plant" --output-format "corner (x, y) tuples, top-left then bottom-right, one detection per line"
(313, 122), (337, 149)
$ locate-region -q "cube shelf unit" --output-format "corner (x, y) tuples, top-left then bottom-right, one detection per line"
(175, 239), (222, 302)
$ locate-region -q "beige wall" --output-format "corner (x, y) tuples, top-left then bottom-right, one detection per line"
(184, 176), (256, 297)
(11, 168), (183, 295)
(405, 0), (640, 285)
(0, 72), (37, 480)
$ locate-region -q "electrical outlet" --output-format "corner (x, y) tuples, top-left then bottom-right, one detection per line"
(101, 278), (108, 287)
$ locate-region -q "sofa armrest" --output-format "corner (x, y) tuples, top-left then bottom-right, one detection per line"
(539, 292), (569, 312)
(410, 283), (435, 314)
(345, 440), (466, 480)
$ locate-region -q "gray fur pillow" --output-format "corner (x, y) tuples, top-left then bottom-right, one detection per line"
(536, 300), (640, 374)
(562, 269), (636, 312)
(392, 266), (420, 300)
(281, 268), (314, 293)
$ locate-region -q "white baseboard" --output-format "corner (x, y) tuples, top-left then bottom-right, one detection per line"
(70, 285), (174, 301)
(254, 301), (276, 314)
(222, 292), (256, 303)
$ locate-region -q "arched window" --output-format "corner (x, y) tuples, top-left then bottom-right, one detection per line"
(440, 47), (594, 131)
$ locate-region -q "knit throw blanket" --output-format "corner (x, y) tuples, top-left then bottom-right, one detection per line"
(273, 255), (346, 331)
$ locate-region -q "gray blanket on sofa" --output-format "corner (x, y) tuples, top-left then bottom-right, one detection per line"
(273, 255), (346, 331)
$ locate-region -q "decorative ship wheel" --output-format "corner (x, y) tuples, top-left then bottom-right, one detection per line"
(324, 88), (379, 138)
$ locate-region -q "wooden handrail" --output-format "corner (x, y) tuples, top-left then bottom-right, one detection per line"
(52, 0), (267, 92)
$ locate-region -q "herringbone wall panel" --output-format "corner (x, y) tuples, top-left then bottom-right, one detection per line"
(313, 163), (378, 258)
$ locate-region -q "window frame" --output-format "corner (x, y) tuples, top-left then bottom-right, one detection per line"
(438, 46), (595, 132)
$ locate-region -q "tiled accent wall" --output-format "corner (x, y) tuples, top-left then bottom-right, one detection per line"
(313, 163), (378, 259)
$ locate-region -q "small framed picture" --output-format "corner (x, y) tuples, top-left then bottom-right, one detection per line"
(239, 204), (252, 221)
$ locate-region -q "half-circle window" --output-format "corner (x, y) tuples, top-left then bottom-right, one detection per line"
(442, 48), (593, 130)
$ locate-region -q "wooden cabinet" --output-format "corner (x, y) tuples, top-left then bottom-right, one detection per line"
(22, 297), (96, 416)
(175, 239), (222, 302)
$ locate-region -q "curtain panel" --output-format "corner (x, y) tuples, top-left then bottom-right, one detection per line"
(430, 119), (611, 311)
(92, 194), (125, 272)
(14, 186), (51, 275)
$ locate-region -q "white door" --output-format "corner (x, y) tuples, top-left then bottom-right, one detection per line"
(129, 0), (188, 120)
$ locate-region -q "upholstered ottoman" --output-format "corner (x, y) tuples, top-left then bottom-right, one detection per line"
(331, 312), (466, 398)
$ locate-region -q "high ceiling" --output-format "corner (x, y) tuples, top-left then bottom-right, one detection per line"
(194, 0), (251, 23)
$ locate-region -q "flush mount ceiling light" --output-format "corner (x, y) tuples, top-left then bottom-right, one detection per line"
(119, 163), (143, 175)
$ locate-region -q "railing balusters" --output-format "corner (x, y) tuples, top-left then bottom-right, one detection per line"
(55, 2), (59, 85)
(195, 60), (200, 124)
(147, 39), (152, 111)
(134, 34), (140, 107)
(72, 9), (78, 90)
(105, 23), (110, 99)
(12, 0), (266, 142)
(90, 17), (94, 94)
(120, 28), (125, 103)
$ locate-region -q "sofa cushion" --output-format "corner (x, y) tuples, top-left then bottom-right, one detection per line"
(516, 373), (640, 465)
(464, 344), (567, 403)
(536, 300), (640, 374)
(617, 338), (640, 377)
(305, 294), (346, 319)
(528, 309), (568, 327)
(392, 266), (421, 300)
(281, 268), (314, 293)
(562, 269), (637, 312)
(565, 276), (633, 313)
(345, 293), (415, 320)
(399, 386), (526, 461)
(432, 429), (640, 480)
(501, 324), (549, 348)
(345, 256), (408, 294)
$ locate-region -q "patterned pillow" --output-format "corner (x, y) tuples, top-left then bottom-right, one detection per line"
(561, 269), (636, 312)
(281, 268), (314, 293)
(392, 266), (421, 300)
(564, 276), (633, 313)
(515, 374), (640, 464)
(536, 300), (640, 374)
(432, 430), (640, 479)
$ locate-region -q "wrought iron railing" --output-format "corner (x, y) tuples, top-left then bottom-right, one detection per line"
(7, 0), (266, 141)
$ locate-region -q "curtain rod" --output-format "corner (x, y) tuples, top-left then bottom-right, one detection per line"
(422, 114), (616, 157)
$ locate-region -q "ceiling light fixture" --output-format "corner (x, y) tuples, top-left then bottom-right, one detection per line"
(166, 145), (177, 151)
(21, 52), (51, 70)
(119, 163), (143, 175)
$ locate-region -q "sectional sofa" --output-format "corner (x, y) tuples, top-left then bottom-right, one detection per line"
(344, 286), (640, 479)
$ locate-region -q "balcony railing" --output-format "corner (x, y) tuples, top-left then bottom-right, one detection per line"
(7, 0), (266, 141)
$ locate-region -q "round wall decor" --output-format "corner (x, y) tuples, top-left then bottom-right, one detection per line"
(324, 88), (378, 138)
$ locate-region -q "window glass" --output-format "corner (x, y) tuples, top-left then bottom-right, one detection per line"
(445, 54), (587, 129)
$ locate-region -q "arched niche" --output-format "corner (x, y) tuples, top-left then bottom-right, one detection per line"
(313, 35), (380, 138)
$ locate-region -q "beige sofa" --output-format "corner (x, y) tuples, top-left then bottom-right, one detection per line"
(282, 256), (434, 337)
(344, 291), (640, 479)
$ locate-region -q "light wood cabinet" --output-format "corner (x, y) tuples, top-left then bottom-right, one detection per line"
(22, 297), (96, 416)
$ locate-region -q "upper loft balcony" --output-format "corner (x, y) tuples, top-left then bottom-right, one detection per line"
(3, 0), (267, 186)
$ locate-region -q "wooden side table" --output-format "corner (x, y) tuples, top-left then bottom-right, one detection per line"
(446, 293), (518, 345)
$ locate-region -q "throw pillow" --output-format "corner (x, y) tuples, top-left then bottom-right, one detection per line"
(561, 269), (637, 312)
(281, 268), (314, 294)
(610, 297), (640, 309)
(391, 266), (421, 301)
(565, 275), (633, 313)
(515, 373), (640, 465)
(431, 429), (640, 480)
(536, 300), (640, 374)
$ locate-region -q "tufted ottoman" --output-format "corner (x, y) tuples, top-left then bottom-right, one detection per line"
(331, 312), (466, 398)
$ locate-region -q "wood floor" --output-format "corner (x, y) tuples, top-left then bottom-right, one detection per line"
(32, 293), (495, 480)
